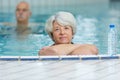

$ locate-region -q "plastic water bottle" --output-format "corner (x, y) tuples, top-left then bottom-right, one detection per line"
(108, 24), (117, 55)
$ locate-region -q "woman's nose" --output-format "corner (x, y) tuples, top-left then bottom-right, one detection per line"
(60, 28), (65, 34)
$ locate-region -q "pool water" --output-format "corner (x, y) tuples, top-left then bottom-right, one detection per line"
(0, 0), (120, 56)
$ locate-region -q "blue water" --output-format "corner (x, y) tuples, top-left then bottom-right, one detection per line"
(0, 0), (120, 56)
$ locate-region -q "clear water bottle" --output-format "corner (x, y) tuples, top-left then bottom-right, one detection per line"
(108, 24), (117, 55)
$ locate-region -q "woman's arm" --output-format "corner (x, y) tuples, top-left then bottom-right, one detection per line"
(70, 44), (98, 55)
(39, 44), (80, 56)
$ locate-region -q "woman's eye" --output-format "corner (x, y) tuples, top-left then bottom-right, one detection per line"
(65, 27), (69, 29)
(55, 28), (59, 31)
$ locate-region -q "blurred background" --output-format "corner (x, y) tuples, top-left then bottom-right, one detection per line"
(0, 0), (120, 56)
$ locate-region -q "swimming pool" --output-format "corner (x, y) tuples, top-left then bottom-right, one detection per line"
(0, 0), (120, 56)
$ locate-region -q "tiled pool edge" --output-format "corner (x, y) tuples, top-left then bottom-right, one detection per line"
(0, 55), (120, 61)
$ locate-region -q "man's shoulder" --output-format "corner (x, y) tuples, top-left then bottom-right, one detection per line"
(2, 22), (16, 27)
(28, 22), (45, 34)
(28, 22), (44, 27)
(0, 22), (16, 34)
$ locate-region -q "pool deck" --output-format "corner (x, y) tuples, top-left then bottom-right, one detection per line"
(0, 55), (120, 80)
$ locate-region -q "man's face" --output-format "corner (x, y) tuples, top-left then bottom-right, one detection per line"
(16, 2), (31, 22)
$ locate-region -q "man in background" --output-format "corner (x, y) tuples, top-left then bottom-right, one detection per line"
(15, 1), (32, 35)
(0, 1), (41, 39)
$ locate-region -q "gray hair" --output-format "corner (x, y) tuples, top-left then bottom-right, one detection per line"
(45, 11), (77, 39)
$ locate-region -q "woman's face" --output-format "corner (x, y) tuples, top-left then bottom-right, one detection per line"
(52, 21), (73, 44)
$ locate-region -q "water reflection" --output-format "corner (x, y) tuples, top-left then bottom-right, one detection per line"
(74, 15), (98, 44)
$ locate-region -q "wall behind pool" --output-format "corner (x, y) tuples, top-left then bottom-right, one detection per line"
(0, 0), (110, 22)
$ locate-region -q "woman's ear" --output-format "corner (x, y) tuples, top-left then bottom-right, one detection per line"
(72, 34), (74, 39)
(51, 33), (55, 41)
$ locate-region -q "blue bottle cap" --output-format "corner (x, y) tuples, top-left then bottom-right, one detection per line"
(109, 24), (115, 28)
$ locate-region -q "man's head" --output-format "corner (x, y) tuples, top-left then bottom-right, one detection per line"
(16, 1), (31, 24)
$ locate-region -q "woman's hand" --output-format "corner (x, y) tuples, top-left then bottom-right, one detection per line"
(39, 44), (80, 56)
(71, 44), (98, 55)
(39, 46), (58, 56)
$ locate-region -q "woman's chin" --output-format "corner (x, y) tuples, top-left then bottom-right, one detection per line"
(59, 41), (70, 44)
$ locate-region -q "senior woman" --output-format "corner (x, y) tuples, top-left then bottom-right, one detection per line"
(39, 11), (98, 55)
